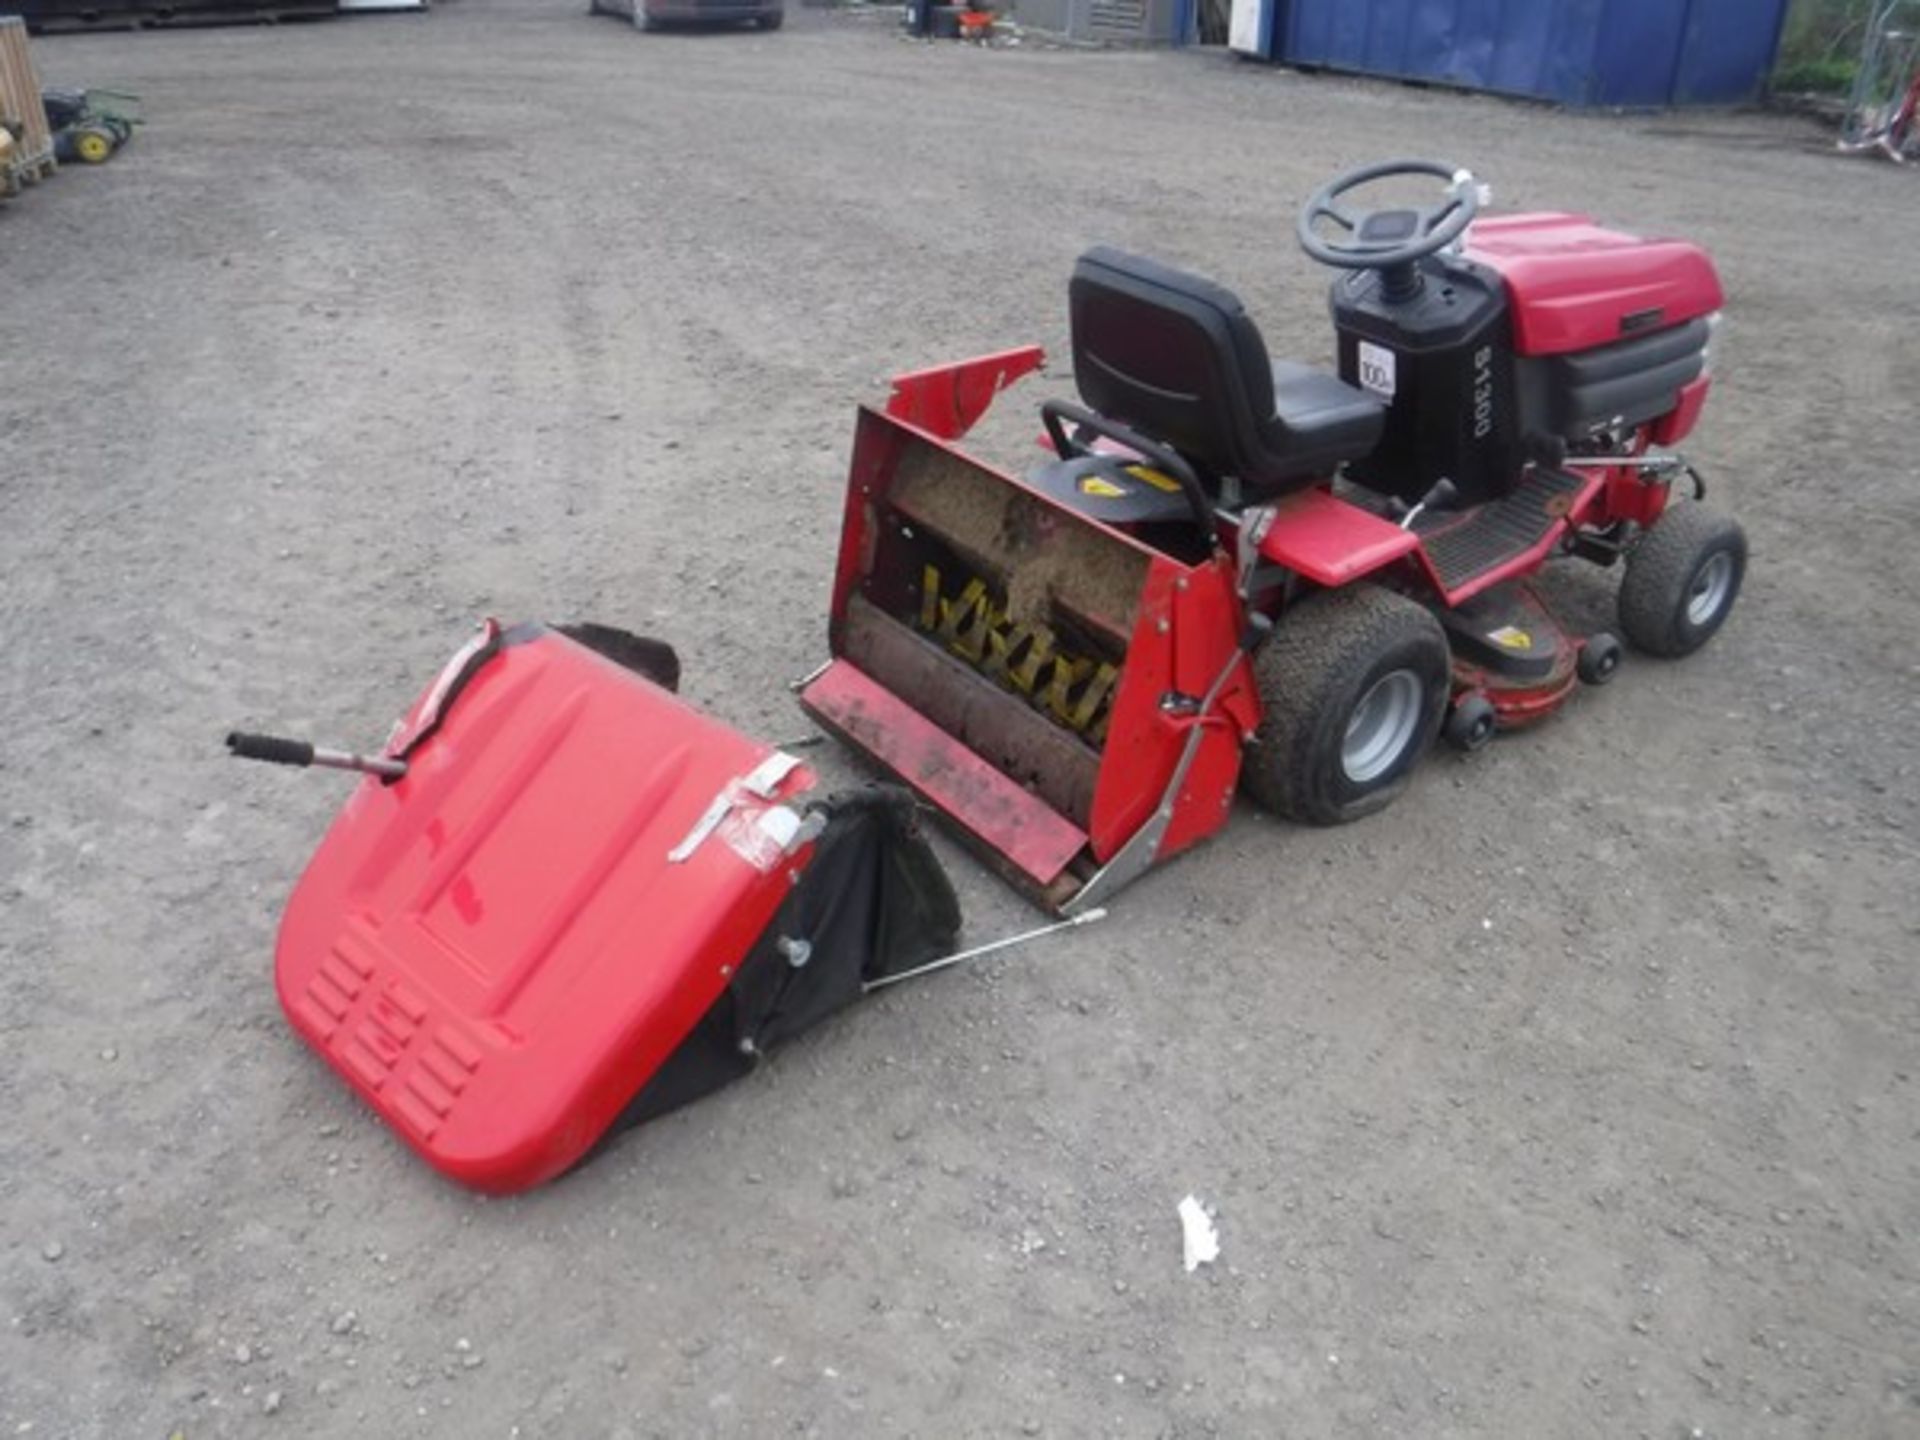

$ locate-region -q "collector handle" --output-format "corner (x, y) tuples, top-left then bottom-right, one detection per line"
(226, 731), (315, 767)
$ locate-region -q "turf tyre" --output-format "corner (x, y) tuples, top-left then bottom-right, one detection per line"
(1242, 585), (1450, 825)
(1618, 504), (1746, 658)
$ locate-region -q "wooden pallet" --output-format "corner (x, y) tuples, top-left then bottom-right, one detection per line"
(1, 153), (55, 198)
(0, 16), (58, 188)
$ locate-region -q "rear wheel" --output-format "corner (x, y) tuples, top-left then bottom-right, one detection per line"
(1242, 585), (1450, 825)
(1617, 504), (1746, 658)
(756, 6), (783, 25)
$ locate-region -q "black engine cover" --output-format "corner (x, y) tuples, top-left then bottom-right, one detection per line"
(1331, 256), (1520, 508)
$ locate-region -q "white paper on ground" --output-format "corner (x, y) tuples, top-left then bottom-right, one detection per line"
(1178, 1194), (1219, 1273)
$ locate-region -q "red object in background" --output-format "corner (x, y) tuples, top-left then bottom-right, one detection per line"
(1466, 213), (1723, 356)
(274, 628), (817, 1193)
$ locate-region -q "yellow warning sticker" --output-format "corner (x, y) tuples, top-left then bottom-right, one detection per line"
(1488, 625), (1532, 650)
(1078, 476), (1127, 498)
(1124, 465), (1183, 494)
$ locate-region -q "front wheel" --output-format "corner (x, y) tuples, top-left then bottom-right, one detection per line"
(1241, 586), (1450, 825)
(72, 126), (116, 165)
(756, 6), (783, 25)
(1617, 504), (1747, 658)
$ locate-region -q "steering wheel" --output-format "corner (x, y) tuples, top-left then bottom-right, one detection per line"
(1296, 159), (1482, 273)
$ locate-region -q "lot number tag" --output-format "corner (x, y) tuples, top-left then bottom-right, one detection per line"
(1358, 341), (1397, 401)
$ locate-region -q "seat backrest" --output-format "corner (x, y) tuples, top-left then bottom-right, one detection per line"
(1069, 246), (1277, 485)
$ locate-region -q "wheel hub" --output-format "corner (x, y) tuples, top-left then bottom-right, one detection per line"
(1343, 669), (1423, 784)
(1688, 552), (1734, 626)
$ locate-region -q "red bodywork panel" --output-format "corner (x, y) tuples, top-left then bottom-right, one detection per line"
(276, 629), (815, 1192)
(1650, 374), (1711, 447)
(1466, 213), (1723, 356)
(1600, 429), (1677, 529)
(801, 658), (1089, 887)
(885, 346), (1047, 441)
(1257, 488), (1419, 586)
(1089, 548), (1253, 866)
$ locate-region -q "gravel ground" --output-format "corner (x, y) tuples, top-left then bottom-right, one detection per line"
(2, 4), (1917, 1436)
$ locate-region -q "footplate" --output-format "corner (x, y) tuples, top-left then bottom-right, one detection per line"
(1417, 467), (1593, 601)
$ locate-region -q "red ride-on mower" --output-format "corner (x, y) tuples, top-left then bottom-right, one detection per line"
(799, 159), (1748, 913)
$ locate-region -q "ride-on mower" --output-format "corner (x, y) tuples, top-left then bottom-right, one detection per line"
(41, 87), (138, 165)
(799, 159), (1748, 913)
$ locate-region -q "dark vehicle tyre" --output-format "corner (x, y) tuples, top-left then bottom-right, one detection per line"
(1444, 692), (1497, 752)
(72, 126), (116, 165)
(756, 7), (783, 25)
(1576, 631), (1622, 685)
(1242, 585), (1450, 825)
(1618, 504), (1747, 658)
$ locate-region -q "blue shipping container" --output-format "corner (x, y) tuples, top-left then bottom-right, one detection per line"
(1269, 0), (1791, 107)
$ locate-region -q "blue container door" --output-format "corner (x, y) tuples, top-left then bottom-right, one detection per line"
(1283, 0), (1611, 105)
(1360, 0), (1415, 76)
(1668, 0), (1791, 104)
(1276, 0), (1784, 106)
(1411, 0), (1485, 89)
(1591, 0), (1691, 105)
(1484, 0), (1573, 99)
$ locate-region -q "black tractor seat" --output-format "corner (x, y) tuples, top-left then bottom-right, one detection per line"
(1068, 246), (1386, 496)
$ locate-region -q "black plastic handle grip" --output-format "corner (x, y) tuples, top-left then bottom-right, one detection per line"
(226, 731), (315, 767)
